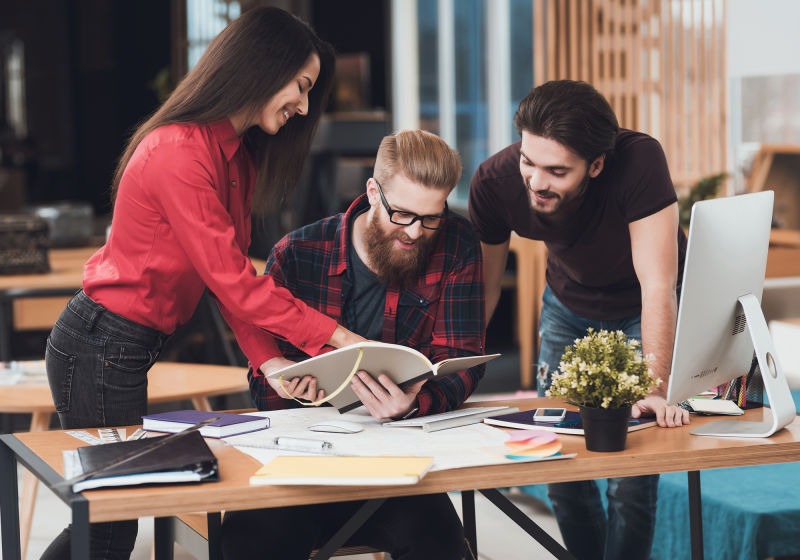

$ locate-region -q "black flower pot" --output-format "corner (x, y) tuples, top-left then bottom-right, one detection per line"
(579, 405), (631, 452)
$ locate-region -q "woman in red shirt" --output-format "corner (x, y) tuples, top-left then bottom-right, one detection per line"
(42, 7), (360, 559)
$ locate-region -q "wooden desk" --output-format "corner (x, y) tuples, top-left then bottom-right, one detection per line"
(2, 399), (799, 560)
(0, 361), (248, 560)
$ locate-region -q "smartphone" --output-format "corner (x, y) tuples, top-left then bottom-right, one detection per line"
(533, 407), (567, 422)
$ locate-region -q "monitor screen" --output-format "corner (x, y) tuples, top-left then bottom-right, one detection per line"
(666, 190), (796, 437)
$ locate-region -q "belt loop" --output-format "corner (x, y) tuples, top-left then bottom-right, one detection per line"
(85, 307), (102, 332)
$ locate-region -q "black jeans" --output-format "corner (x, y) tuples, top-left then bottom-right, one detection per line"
(41, 290), (167, 560)
(220, 493), (465, 559)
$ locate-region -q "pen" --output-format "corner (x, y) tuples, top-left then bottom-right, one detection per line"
(272, 436), (333, 454)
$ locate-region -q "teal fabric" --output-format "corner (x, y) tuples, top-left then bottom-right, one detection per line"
(652, 465), (800, 560)
(521, 465), (800, 560)
(520, 388), (800, 560)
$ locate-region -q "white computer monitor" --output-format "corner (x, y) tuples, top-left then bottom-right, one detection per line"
(666, 190), (796, 437)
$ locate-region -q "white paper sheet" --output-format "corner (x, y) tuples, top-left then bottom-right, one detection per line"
(226, 408), (575, 471)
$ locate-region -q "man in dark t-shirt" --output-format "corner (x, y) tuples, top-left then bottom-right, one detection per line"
(469, 80), (690, 560)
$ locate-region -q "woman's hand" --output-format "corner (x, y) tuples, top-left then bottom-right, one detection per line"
(260, 357), (325, 402)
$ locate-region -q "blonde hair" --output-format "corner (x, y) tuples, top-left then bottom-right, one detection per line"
(373, 129), (462, 192)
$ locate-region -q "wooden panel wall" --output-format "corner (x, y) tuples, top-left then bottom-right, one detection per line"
(533, 0), (727, 189)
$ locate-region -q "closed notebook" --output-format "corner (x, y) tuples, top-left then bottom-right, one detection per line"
(250, 456), (434, 486)
(70, 430), (219, 492)
(142, 409), (269, 438)
(383, 406), (519, 432)
(483, 410), (656, 435)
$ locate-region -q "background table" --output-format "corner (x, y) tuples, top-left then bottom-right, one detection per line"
(0, 361), (248, 559)
(0, 247), (269, 363)
(0, 247), (93, 361)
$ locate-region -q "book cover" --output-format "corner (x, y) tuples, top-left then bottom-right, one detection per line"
(70, 430), (219, 492)
(266, 341), (500, 413)
(142, 410), (270, 438)
(483, 410), (656, 435)
(250, 455), (434, 486)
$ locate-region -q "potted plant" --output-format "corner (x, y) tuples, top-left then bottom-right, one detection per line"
(546, 328), (660, 451)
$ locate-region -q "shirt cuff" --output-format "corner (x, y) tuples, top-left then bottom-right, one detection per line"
(291, 311), (338, 356)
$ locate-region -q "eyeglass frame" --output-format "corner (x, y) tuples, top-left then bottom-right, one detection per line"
(373, 178), (449, 231)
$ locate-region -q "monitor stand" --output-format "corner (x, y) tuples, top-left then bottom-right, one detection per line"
(691, 294), (797, 437)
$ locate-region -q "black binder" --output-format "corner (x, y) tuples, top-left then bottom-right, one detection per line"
(72, 430), (219, 491)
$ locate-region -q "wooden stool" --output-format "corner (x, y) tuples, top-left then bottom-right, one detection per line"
(169, 512), (384, 559)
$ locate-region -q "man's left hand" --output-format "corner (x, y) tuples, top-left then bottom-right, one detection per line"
(350, 371), (426, 420)
(632, 394), (690, 427)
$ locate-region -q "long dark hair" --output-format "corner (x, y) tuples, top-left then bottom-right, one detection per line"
(112, 7), (335, 214)
(514, 80), (619, 162)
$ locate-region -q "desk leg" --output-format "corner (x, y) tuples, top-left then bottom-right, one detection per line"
(19, 411), (51, 560)
(479, 488), (575, 560)
(0, 436), (22, 560)
(688, 471), (704, 560)
(313, 498), (387, 560)
(191, 397), (212, 412)
(0, 298), (13, 362)
(71, 498), (90, 559)
(461, 490), (477, 556)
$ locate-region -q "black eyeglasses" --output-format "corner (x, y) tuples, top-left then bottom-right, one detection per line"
(374, 179), (448, 230)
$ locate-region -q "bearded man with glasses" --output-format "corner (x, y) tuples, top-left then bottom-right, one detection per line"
(221, 129), (485, 560)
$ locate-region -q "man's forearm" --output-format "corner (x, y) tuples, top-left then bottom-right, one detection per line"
(640, 289), (678, 396)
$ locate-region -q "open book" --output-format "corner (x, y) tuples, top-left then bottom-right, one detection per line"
(267, 341), (500, 413)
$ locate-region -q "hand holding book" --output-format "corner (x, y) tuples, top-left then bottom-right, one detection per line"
(266, 341), (499, 412)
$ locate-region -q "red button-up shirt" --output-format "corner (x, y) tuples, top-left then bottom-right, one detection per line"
(83, 119), (336, 367)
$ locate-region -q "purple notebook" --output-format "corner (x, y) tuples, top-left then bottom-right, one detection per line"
(142, 409), (269, 438)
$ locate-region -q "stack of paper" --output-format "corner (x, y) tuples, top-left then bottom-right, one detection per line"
(503, 430), (562, 460)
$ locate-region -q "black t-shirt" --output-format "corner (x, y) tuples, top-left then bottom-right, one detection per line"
(346, 228), (386, 340)
(468, 129), (687, 320)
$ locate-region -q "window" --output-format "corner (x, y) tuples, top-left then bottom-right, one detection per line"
(3, 38), (26, 137)
(186, 0), (241, 70)
(392, 0), (533, 203)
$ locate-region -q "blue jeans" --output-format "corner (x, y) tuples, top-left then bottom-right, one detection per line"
(536, 285), (658, 560)
(42, 290), (167, 560)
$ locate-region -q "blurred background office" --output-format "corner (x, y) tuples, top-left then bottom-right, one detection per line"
(2, 0), (800, 384)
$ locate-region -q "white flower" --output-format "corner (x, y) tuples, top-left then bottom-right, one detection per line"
(548, 328), (657, 409)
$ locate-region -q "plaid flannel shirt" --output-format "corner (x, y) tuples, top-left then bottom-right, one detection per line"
(249, 194), (486, 416)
